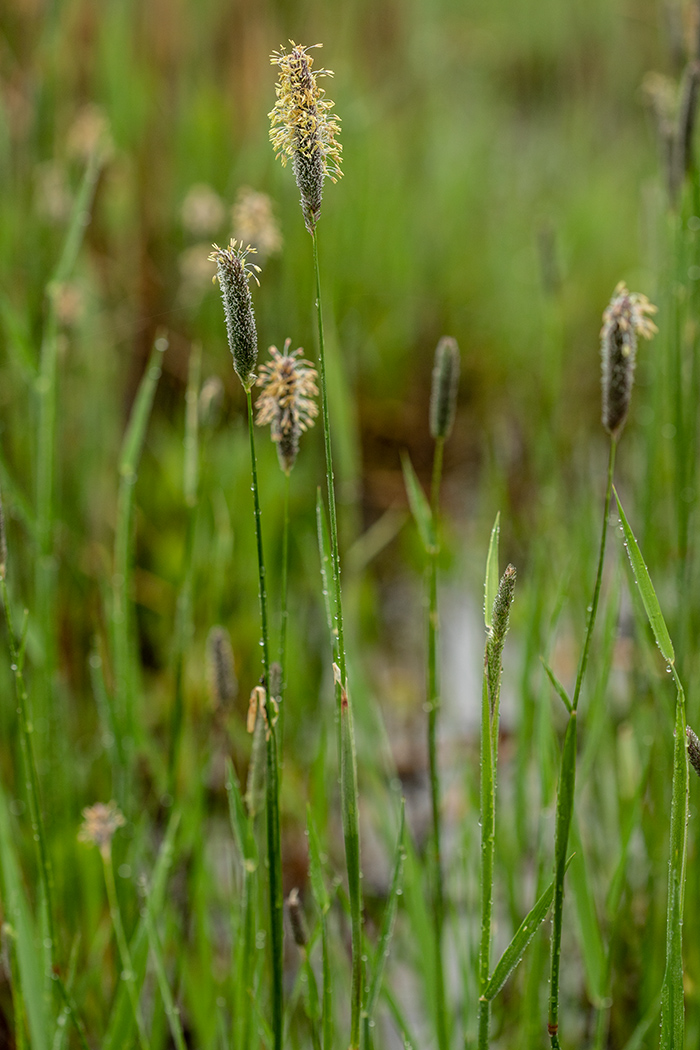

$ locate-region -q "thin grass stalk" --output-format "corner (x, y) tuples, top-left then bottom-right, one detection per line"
(311, 227), (362, 1047)
(102, 850), (149, 1050)
(278, 469), (291, 748)
(143, 906), (187, 1050)
(478, 674), (495, 1050)
(245, 388), (283, 1050)
(427, 435), (448, 1050)
(548, 436), (617, 1047)
(0, 574), (56, 983)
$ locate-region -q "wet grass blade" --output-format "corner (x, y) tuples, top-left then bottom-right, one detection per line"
(483, 857), (572, 1001)
(614, 490), (674, 665)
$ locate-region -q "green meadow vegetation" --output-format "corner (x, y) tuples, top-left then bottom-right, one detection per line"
(2, 0), (700, 1047)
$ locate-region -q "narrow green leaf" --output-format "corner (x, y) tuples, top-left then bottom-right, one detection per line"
(660, 693), (689, 1049)
(401, 451), (436, 554)
(104, 810), (180, 1050)
(484, 512), (500, 629)
(120, 338), (167, 480)
(366, 801), (406, 1023)
(541, 657), (572, 713)
(483, 857), (573, 1001)
(307, 807), (330, 915)
(315, 490), (338, 659)
(569, 821), (606, 1005)
(225, 759), (257, 865)
(0, 780), (49, 1050)
(615, 490), (675, 665)
(183, 343), (201, 507)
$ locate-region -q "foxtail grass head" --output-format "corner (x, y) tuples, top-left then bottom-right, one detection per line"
(486, 564), (516, 712)
(287, 887), (309, 950)
(207, 626), (238, 709)
(687, 726), (700, 778)
(209, 240), (261, 391)
(429, 336), (460, 441)
(255, 339), (319, 473)
(601, 282), (657, 438)
(269, 42), (342, 233)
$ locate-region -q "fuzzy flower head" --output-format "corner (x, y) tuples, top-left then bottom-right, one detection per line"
(232, 187), (282, 260)
(78, 801), (125, 859)
(208, 240), (261, 391)
(600, 281), (658, 437)
(255, 339), (319, 472)
(269, 42), (342, 233)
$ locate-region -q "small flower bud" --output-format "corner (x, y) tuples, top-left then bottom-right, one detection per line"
(429, 336), (460, 441)
(287, 887), (309, 949)
(208, 240), (261, 391)
(601, 282), (657, 437)
(207, 626), (237, 709)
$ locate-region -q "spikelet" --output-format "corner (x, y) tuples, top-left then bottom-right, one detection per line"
(255, 339), (319, 473)
(486, 565), (516, 714)
(208, 240), (261, 391)
(687, 726), (700, 779)
(78, 801), (126, 860)
(429, 336), (460, 441)
(600, 282), (658, 437)
(287, 887), (309, 949)
(206, 626), (237, 709)
(269, 42), (342, 233)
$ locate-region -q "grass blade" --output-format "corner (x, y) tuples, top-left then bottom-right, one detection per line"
(614, 490), (674, 665)
(483, 857), (572, 1001)
(401, 452), (436, 554)
(541, 657), (572, 713)
(365, 800), (406, 1041)
(484, 511), (500, 629)
(0, 780), (49, 1050)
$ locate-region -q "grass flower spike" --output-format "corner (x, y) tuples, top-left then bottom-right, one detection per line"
(208, 240), (261, 390)
(269, 42), (342, 233)
(78, 801), (126, 859)
(601, 281), (658, 436)
(430, 336), (460, 441)
(256, 339), (319, 472)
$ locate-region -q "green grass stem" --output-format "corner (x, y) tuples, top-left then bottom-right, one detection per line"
(245, 387), (283, 1050)
(278, 468), (291, 748)
(102, 848), (149, 1050)
(427, 435), (448, 1050)
(548, 435), (616, 1047)
(311, 227), (362, 1049)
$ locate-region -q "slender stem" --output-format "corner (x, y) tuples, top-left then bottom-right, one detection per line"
(427, 437), (448, 1050)
(0, 576), (55, 974)
(478, 670), (495, 1050)
(311, 228), (362, 1048)
(548, 436), (616, 1046)
(278, 469), (291, 749)
(245, 389), (283, 1050)
(571, 437), (617, 712)
(102, 850), (149, 1050)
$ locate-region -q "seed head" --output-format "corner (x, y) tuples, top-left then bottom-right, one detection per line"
(687, 726), (700, 779)
(486, 565), (516, 714)
(429, 336), (460, 441)
(78, 801), (126, 859)
(208, 240), (261, 391)
(232, 187), (282, 260)
(255, 339), (319, 473)
(207, 626), (237, 709)
(601, 282), (657, 437)
(287, 887), (309, 949)
(269, 42), (342, 233)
